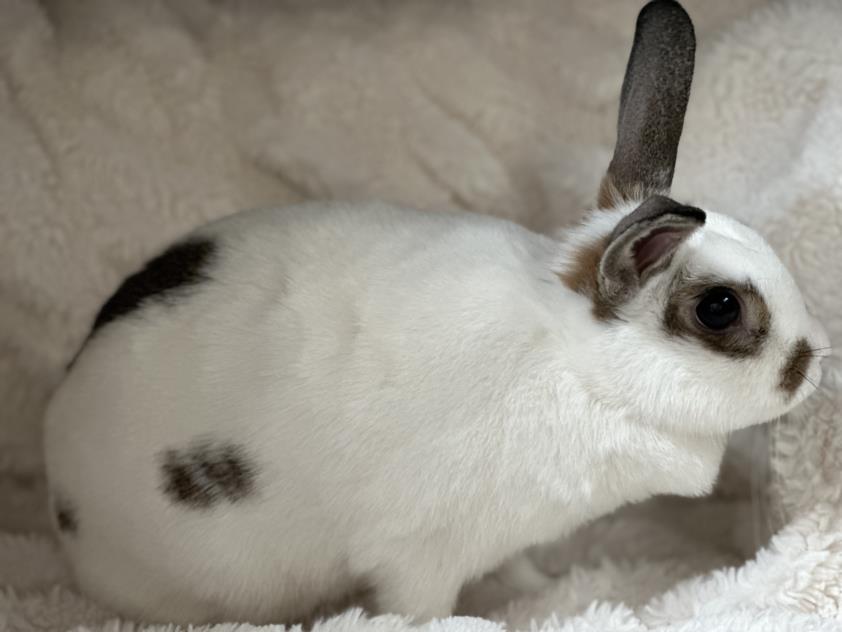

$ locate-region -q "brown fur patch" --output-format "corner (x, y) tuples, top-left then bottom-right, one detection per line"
(558, 236), (618, 320)
(779, 338), (811, 397)
(559, 237), (607, 296)
(560, 197), (705, 322)
(161, 441), (257, 509)
(663, 276), (771, 359)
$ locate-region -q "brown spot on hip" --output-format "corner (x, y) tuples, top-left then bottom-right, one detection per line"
(161, 441), (257, 509)
(780, 337), (811, 397)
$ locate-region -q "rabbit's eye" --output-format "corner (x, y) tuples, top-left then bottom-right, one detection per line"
(695, 287), (740, 331)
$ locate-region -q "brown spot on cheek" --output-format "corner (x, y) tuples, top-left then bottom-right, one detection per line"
(780, 337), (811, 397)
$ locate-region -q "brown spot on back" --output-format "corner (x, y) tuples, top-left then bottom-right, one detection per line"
(161, 442), (257, 509)
(663, 276), (771, 359)
(780, 338), (811, 397)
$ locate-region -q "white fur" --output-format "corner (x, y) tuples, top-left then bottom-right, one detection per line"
(43, 199), (827, 624)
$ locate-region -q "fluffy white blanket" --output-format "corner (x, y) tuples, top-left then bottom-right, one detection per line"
(1, 0), (840, 630)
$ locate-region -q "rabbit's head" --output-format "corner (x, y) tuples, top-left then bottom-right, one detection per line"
(559, 0), (829, 433)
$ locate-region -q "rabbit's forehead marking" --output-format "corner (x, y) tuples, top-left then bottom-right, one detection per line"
(52, 494), (78, 535)
(662, 274), (771, 359)
(160, 441), (257, 509)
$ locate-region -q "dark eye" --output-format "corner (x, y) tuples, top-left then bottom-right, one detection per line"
(695, 287), (741, 331)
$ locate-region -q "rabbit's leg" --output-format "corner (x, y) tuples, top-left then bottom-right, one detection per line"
(365, 548), (464, 621)
(371, 571), (461, 621)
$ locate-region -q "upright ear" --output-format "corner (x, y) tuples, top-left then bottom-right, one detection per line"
(597, 0), (696, 209)
(596, 195), (705, 317)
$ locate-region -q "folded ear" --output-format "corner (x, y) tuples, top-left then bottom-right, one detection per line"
(598, 0), (696, 209)
(597, 195), (705, 315)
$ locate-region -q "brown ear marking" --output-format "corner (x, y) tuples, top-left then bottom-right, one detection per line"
(600, 196), (705, 318)
(663, 277), (771, 359)
(779, 338), (811, 397)
(558, 234), (621, 321)
(559, 236), (609, 298)
(607, 195), (705, 243)
(560, 196), (704, 321)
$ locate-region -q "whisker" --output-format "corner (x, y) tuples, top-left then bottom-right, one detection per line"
(796, 347), (833, 358)
(797, 353), (833, 360)
(796, 369), (819, 391)
(814, 383), (835, 403)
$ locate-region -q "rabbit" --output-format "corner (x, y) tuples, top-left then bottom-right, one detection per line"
(44, 0), (829, 625)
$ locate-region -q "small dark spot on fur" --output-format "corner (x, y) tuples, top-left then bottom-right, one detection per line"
(780, 337), (811, 397)
(161, 441), (256, 509)
(53, 497), (78, 534)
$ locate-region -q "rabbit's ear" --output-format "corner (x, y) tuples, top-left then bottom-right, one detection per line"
(597, 0), (695, 209)
(595, 195), (705, 318)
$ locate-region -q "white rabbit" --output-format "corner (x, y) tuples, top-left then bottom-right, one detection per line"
(44, 0), (829, 625)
